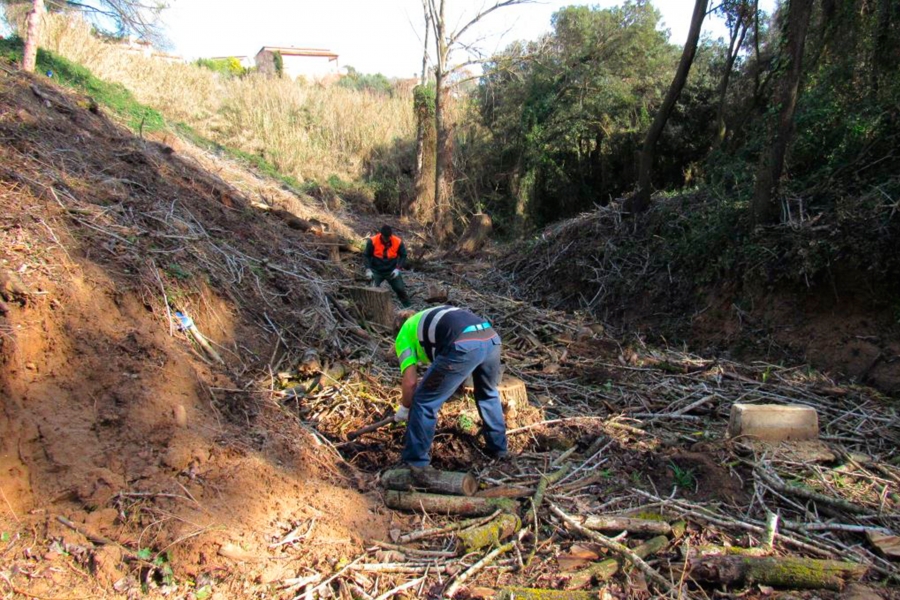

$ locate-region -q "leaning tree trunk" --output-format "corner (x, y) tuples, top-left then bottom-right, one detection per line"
(715, 15), (750, 147)
(628, 0), (709, 213)
(751, 0), (815, 225)
(22, 0), (45, 73)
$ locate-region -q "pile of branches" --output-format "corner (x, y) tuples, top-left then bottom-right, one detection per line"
(269, 259), (900, 597)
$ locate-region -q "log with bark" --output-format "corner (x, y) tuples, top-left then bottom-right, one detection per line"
(685, 555), (867, 591)
(475, 485), (533, 499)
(571, 515), (672, 536)
(457, 513), (521, 554)
(344, 285), (395, 327)
(381, 468), (478, 496)
(384, 490), (517, 517)
(567, 534), (669, 589)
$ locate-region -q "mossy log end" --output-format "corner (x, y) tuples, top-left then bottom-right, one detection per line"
(566, 535), (669, 590)
(457, 513), (521, 554)
(578, 515), (672, 536)
(384, 490), (518, 517)
(381, 468), (478, 496)
(496, 588), (601, 600)
(686, 555), (867, 591)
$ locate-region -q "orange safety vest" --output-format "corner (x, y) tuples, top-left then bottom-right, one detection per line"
(371, 234), (401, 260)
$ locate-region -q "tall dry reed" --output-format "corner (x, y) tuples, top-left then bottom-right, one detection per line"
(41, 14), (414, 183)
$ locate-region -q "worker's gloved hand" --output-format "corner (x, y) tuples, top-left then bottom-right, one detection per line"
(394, 405), (410, 422)
(390, 268), (401, 279)
(365, 268), (373, 280)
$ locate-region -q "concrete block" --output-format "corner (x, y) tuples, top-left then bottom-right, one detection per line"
(726, 403), (818, 441)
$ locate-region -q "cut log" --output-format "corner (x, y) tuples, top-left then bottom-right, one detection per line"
(475, 485), (533, 499)
(567, 535), (669, 589)
(457, 513), (521, 553)
(457, 213), (493, 255)
(384, 491), (517, 516)
(381, 468), (478, 496)
(464, 375), (527, 422)
(496, 588), (601, 600)
(574, 515), (672, 536)
(344, 285), (395, 327)
(685, 555), (867, 591)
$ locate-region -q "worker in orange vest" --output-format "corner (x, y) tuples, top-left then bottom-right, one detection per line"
(363, 225), (411, 307)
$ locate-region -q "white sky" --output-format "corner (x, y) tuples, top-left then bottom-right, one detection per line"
(166, 1), (772, 78)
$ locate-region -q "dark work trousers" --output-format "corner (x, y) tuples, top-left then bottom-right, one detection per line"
(372, 271), (411, 307)
(401, 335), (507, 467)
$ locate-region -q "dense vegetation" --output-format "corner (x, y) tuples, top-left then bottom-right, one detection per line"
(442, 0), (900, 235)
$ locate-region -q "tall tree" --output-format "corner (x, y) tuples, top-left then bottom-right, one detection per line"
(713, 0), (754, 146)
(629, 0), (709, 213)
(750, 0), (815, 224)
(423, 0), (533, 243)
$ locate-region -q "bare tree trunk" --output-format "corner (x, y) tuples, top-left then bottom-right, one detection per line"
(629, 0), (709, 213)
(22, 0), (45, 73)
(751, 0), (815, 225)
(433, 1), (453, 245)
(871, 0), (892, 96)
(715, 6), (751, 147)
(410, 2), (432, 221)
(411, 86), (436, 222)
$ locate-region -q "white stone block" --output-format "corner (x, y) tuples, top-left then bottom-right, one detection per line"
(726, 403), (819, 441)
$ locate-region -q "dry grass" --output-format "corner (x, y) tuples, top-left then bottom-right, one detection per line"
(41, 14), (414, 183)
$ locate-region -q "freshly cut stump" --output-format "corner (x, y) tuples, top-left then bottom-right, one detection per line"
(464, 375), (527, 422)
(344, 286), (394, 327)
(381, 468), (477, 496)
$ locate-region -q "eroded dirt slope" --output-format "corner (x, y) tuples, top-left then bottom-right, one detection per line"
(0, 69), (387, 598)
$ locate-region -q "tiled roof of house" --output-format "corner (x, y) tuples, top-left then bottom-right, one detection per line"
(256, 47), (338, 60)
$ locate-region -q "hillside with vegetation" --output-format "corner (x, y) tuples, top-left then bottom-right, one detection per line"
(0, 1), (899, 599)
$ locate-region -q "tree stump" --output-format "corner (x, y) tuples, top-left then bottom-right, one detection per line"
(424, 283), (449, 303)
(464, 375), (527, 423)
(313, 234), (341, 262)
(344, 286), (394, 327)
(457, 213), (493, 255)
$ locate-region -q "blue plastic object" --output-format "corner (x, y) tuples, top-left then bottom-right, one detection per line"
(174, 311), (194, 331)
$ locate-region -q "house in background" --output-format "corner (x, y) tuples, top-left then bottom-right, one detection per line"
(255, 46), (339, 80)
